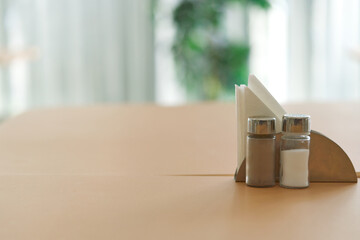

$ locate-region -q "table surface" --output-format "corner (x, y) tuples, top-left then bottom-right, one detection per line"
(0, 102), (359, 239)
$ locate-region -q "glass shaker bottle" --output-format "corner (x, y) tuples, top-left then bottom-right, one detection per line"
(246, 117), (276, 187)
(280, 114), (311, 188)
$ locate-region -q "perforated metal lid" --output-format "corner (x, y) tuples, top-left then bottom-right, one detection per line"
(282, 114), (311, 134)
(247, 117), (276, 134)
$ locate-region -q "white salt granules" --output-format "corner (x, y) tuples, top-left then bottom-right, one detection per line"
(280, 149), (309, 188)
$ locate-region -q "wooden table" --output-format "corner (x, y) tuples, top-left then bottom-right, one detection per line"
(0, 103), (359, 239)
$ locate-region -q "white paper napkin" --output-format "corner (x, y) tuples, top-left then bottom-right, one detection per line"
(235, 74), (286, 171)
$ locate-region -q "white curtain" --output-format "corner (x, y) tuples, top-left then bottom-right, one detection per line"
(249, 0), (360, 103)
(0, 0), (154, 118)
(289, 0), (360, 102)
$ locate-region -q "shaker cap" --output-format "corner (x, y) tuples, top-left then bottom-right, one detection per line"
(247, 117), (276, 134)
(282, 114), (311, 134)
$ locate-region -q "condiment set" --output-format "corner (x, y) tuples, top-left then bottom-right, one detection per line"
(246, 114), (311, 188)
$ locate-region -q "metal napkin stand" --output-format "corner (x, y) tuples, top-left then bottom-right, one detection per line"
(235, 130), (358, 183)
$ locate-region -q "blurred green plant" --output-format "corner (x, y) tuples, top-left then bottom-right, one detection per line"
(172, 0), (270, 100)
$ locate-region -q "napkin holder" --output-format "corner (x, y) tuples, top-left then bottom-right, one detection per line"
(235, 75), (357, 183)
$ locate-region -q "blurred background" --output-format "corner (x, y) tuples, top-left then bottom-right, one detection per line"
(0, 0), (360, 119)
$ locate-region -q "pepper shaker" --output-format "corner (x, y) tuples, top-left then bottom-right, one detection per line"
(246, 117), (276, 187)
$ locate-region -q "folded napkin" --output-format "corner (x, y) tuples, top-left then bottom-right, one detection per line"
(235, 74), (286, 171)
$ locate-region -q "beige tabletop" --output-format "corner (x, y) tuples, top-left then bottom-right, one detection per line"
(0, 102), (359, 239)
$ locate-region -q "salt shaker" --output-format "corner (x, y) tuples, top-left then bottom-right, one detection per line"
(246, 117), (276, 187)
(280, 114), (311, 189)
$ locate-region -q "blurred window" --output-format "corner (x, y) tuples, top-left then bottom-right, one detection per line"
(0, 0), (155, 118)
(155, 0), (360, 104)
(1, 0), (360, 119)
